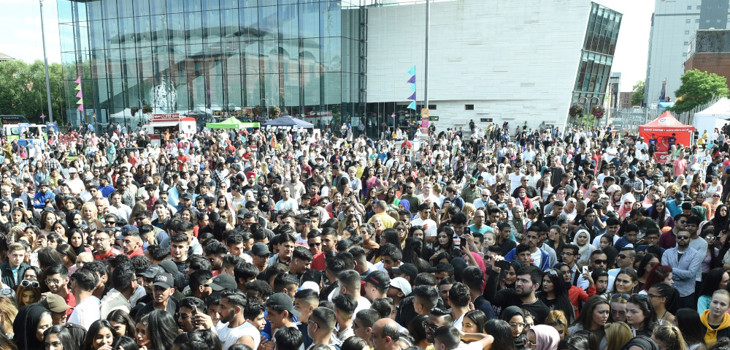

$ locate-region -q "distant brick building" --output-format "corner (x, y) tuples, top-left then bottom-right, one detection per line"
(685, 29), (730, 90)
(619, 92), (634, 109)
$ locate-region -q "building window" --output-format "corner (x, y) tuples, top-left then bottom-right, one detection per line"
(687, 19), (692, 23)
(697, 5), (701, 9)
(428, 104), (437, 110)
(480, 118), (493, 122)
(696, 19), (700, 23)
(684, 41), (689, 45)
(683, 53), (688, 57)
(465, 104), (474, 110)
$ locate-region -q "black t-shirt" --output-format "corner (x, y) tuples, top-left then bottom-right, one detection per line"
(492, 288), (550, 324)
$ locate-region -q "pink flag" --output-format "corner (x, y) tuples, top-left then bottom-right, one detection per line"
(74, 77), (81, 84)
(391, 113), (395, 119)
(76, 90), (82, 98)
(77, 105), (84, 112)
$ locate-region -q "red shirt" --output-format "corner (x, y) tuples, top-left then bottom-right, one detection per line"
(94, 248), (123, 261)
(64, 292), (76, 317)
(311, 252), (326, 271)
(127, 247), (144, 258)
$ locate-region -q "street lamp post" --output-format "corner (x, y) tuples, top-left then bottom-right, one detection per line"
(39, 0), (54, 123)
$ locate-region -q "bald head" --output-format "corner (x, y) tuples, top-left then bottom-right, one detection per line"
(372, 318), (400, 350)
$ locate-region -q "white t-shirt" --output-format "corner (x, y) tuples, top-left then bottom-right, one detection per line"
(218, 322), (251, 350)
(68, 296), (101, 330)
(238, 322), (262, 350)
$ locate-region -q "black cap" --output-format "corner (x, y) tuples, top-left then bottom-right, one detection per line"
(158, 260), (179, 276)
(362, 271), (391, 289)
(180, 192), (192, 200)
(139, 265), (164, 278)
(266, 293), (301, 317)
(152, 273), (174, 289)
(252, 242), (270, 257)
(209, 274), (237, 292)
(237, 208), (248, 219)
(392, 263), (418, 281)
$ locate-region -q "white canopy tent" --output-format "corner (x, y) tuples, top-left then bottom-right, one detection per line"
(694, 98), (730, 134)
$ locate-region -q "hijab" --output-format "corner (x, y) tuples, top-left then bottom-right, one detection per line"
(531, 324), (560, 350)
(399, 199), (411, 212)
(13, 304), (49, 350)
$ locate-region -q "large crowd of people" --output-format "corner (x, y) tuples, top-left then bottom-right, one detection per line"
(0, 120), (729, 350)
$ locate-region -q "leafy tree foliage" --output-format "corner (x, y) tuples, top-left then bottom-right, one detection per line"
(672, 69), (729, 113)
(631, 81), (644, 107)
(0, 60), (65, 124)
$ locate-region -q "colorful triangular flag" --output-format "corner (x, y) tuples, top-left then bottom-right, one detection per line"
(76, 98), (83, 105)
(75, 85), (81, 91)
(76, 90), (82, 98)
(408, 92), (416, 100)
(407, 101), (416, 110)
(74, 77), (81, 84)
(408, 66), (415, 76)
(410, 84), (416, 92)
(77, 105), (84, 112)
(407, 76), (416, 84)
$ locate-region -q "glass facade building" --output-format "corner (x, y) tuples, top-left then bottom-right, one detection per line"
(571, 3), (622, 114)
(57, 0), (365, 128)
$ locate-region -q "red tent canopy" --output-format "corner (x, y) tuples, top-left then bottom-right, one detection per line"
(638, 111), (695, 162)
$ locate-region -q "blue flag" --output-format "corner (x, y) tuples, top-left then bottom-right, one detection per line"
(408, 101), (416, 110)
(408, 66), (416, 76)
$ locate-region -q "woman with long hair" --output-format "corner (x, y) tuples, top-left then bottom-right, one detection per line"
(43, 325), (80, 350)
(107, 309), (136, 339)
(430, 227), (458, 263)
(545, 310), (569, 340)
(569, 296), (610, 348)
(625, 294), (658, 337)
(712, 205), (730, 232)
(461, 310), (487, 334)
(636, 253), (659, 286)
(136, 310), (177, 350)
(698, 267), (729, 314)
(649, 200), (675, 229)
(613, 268), (640, 295)
(66, 228), (90, 256)
(83, 319), (116, 350)
(16, 280), (41, 308)
(604, 322), (632, 350)
(39, 210), (58, 236)
(675, 308), (708, 350)
(538, 269), (576, 325)
(642, 264), (674, 293)
(482, 319), (516, 350)
(648, 283), (678, 326)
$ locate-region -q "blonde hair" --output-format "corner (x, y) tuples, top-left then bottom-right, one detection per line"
(462, 203), (476, 218)
(0, 296), (17, 336)
(651, 324), (686, 350)
(545, 310), (569, 338)
(81, 202), (98, 220)
(605, 322), (633, 350)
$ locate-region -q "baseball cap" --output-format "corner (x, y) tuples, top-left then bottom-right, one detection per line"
(299, 281), (320, 293)
(392, 263), (418, 281)
(209, 274), (237, 292)
(180, 192), (192, 200)
(153, 273), (174, 289)
(266, 293), (301, 317)
(362, 271), (391, 290)
(139, 265), (165, 279)
(121, 225), (139, 235)
(41, 294), (72, 313)
(237, 208), (248, 219)
(390, 277), (412, 296)
(158, 260), (179, 276)
(252, 242), (270, 257)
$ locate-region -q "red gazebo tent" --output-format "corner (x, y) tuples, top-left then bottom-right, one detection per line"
(638, 111), (695, 163)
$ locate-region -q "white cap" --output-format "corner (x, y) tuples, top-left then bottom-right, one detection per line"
(68, 167), (77, 173)
(390, 277), (412, 296)
(300, 281), (320, 294)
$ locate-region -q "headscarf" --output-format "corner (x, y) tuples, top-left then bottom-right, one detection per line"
(500, 306), (525, 322)
(13, 304), (50, 350)
(620, 336), (659, 350)
(572, 229), (595, 265)
(692, 206), (708, 222)
(399, 199), (411, 212)
(531, 324), (560, 350)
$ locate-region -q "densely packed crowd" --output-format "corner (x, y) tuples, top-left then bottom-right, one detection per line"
(1, 120), (729, 350)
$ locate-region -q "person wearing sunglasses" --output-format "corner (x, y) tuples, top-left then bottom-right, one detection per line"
(661, 228), (703, 309)
(17, 279), (41, 308)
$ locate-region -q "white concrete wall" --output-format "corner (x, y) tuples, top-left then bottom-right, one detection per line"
(365, 0), (593, 130)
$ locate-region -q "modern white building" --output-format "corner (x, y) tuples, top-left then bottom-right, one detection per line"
(645, 0), (730, 107)
(366, 0), (621, 131)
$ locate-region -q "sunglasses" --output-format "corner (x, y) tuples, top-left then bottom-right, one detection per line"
(611, 293), (630, 300)
(592, 259), (607, 264)
(21, 280), (40, 289)
(677, 236), (690, 240)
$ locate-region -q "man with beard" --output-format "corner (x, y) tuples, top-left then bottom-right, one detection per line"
(661, 228), (703, 309)
(241, 172), (261, 197)
(488, 266), (550, 323)
(460, 177), (481, 204)
(217, 289), (250, 349)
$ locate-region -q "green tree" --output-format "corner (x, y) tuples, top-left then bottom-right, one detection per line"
(672, 69), (730, 113)
(0, 60), (65, 124)
(631, 81), (645, 107)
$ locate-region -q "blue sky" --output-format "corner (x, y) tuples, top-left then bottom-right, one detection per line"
(0, 0), (654, 92)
